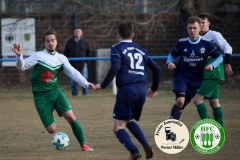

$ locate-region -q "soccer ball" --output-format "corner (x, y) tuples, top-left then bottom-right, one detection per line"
(52, 132), (70, 150)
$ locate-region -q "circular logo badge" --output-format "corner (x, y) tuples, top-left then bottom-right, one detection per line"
(154, 119), (189, 154)
(190, 119), (225, 154)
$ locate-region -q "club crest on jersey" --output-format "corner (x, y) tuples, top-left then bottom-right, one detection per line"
(200, 47), (206, 54)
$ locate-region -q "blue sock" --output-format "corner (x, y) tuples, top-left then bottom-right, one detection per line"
(126, 121), (148, 146)
(170, 105), (182, 120)
(116, 129), (137, 153)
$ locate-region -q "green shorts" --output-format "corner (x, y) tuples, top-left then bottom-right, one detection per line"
(33, 87), (72, 128)
(196, 79), (220, 99)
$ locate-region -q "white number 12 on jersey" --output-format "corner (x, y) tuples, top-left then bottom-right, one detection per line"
(127, 53), (144, 70)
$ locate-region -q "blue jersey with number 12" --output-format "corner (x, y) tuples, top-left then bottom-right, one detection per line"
(110, 40), (151, 88)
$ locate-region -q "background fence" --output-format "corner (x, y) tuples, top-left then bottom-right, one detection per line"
(0, 54), (239, 90)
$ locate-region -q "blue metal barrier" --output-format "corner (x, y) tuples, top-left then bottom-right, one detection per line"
(0, 54), (240, 62)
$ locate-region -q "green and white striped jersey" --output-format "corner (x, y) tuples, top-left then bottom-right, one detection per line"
(16, 49), (90, 94)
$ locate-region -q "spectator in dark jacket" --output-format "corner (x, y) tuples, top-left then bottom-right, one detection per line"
(64, 26), (91, 96)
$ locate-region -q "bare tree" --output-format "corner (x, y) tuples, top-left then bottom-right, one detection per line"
(179, 0), (240, 21)
(1, 0), (239, 38)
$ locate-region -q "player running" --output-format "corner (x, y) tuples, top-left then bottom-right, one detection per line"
(166, 16), (223, 120)
(96, 22), (160, 160)
(12, 27), (96, 152)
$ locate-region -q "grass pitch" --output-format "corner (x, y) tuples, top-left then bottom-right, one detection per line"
(0, 86), (239, 160)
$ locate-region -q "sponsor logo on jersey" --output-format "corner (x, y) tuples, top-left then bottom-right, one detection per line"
(190, 50), (195, 57)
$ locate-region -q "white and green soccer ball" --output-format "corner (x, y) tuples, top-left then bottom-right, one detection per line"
(52, 132), (70, 150)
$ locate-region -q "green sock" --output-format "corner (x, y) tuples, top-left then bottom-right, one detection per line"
(196, 103), (208, 119)
(213, 107), (224, 128)
(70, 120), (85, 146)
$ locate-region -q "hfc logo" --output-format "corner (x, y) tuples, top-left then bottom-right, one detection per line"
(194, 126), (219, 148)
(190, 119), (225, 154)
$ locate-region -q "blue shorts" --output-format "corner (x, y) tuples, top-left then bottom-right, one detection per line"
(173, 77), (198, 106)
(113, 83), (146, 121)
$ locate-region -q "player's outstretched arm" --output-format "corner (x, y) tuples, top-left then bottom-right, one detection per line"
(13, 43), (38, 70)
(97, 62), (120, 89)
(62, 56), (96, 91)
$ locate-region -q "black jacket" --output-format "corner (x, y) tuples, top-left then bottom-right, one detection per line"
(64, 36), (91, 71)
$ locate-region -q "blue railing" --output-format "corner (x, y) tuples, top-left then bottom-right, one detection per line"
(0, 54), (240, 62)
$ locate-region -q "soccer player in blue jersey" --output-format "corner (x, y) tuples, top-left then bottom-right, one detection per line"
(166, 16), (223, 120)
(96, 22), (160, 160)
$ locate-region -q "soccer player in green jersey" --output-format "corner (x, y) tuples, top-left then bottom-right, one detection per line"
(12, 27), (97, 151)
(192, 12), (233, 127)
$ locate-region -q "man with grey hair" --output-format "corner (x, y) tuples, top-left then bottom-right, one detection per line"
(64, 26), (91, 96)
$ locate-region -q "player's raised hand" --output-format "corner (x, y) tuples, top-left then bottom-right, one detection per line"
(88, 83), (97, 93)
(147, 88), (157, 98)
(167, 63), (176, 71)
(12, 44), (21, 56)
(204, 64), (214, 71)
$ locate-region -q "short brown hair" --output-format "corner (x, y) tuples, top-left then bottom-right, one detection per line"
(198, 12), (211, 21)
(43, 27), (57, 41)
(187, 16), (201, 25)
(117, 22), (133, 39)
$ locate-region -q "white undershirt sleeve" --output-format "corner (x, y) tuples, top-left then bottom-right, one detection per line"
(61, 55), (90, 88)
(214, 32), (232, 54)
(16, 53), (38, 70)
